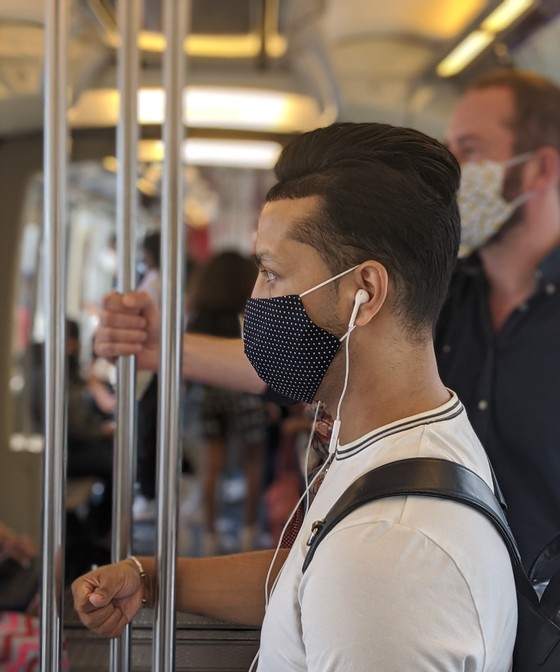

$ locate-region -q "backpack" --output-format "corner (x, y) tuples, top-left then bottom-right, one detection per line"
(303, 457), (560, 670)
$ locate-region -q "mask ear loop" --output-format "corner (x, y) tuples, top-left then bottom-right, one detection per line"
(299, 265), (359, 298)
(504, 151), (533, 168)
(505, 152), (536, 208)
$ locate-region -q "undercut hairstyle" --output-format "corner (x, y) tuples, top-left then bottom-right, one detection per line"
(468, 69), (560, 155)
(266, 122), (461, 338)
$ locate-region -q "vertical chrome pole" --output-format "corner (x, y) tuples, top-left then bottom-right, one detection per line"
(41, 0), (69, 670)
(153, 1), (188, 669)
(110, 1), (141, 671)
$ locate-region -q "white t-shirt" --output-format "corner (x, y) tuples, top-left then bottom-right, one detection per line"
(258, 392), (516, 671)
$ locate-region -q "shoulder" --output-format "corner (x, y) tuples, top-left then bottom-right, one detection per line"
(299, 517), (515, 668)
(299, 524), (515, 671)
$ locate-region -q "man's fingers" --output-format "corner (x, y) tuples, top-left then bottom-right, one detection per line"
(104, 290), (152, 313)
(103, 291), (141, 312)
(94, 340), (143, 360)
(77, 602), (129, 637)
(95, 291), (160, 363)
(99, 309), (147, 329)
(102, 611), (129, 639)
(96, 326), (147, 345)
(72, 577), (102, 612)
(85, 603), (127, 635)
(71, 561), (143, 638)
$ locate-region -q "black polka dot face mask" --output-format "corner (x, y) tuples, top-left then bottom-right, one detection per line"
(243, 267), (357, 404)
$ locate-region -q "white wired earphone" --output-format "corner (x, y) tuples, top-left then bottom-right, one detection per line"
(350, 289), (370, 328)
(328, 288), (369, 454)
(248, 288), (369, 671)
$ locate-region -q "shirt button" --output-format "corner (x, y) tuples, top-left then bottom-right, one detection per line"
(518, 302), (528, 312)
(534, 269), (543, 280)
(545, 284), (556, 295)
(442, 344), (452, 353)
(478, 400), (488, 411)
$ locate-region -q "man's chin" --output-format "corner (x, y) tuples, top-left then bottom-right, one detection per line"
(485, 209), (525, 249)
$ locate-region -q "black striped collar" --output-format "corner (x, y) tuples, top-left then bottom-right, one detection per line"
(335, 393), (464, 461)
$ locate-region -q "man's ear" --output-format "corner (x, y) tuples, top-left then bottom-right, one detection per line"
(352, 261), (389, 327)
(525, 146), (560, 191)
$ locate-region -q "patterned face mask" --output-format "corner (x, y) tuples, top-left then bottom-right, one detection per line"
(458, 153), (532, 257)
(242, 267), (357, 404)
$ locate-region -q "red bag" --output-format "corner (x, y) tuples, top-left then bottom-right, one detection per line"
(0, 611), (70, 671)
(264, 437), (304, 547)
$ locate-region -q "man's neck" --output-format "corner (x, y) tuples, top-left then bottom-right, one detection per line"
(324, 341), (450, 445)
(480, 217), (560, 331)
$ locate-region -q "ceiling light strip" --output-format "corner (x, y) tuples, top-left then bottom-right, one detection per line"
(436, 0), (537, 77)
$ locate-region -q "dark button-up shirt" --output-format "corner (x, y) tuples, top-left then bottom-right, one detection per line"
(435, 247), (560, 570)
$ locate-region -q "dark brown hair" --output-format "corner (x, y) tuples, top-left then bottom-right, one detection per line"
(267, 122), (461, 337)
(468, 69), (560, 154)
(187, 250), (257, 338)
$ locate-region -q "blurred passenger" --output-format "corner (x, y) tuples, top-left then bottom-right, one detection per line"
(186, 251), (267, 554)
(66, 319), (115, 539)
(263, 403), (310, 547)
(440, 69), (560, 569)
(133, 231), (161, 522)
(0, 521), (36, 570)
(0, 521), (39, 613)
(25, 323), (114, 576)
(0, 524), (71, 670)
(137, 230), (161, 305)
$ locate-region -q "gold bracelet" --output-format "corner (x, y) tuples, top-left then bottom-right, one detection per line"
(128, 555), (148, 606)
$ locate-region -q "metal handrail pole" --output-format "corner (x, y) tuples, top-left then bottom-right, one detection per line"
(110, 1), (141, 671)
(153, 1), (189, 669)
(40, 0), (69, 670)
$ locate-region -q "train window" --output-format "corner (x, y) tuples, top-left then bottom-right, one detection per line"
(9, 155), (279, 558)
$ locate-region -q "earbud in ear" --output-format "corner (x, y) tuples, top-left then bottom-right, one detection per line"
(354, 289), (369, 307)
(348, 289), (370, 329)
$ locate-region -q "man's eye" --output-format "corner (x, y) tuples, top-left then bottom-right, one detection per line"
(260, 269), (276, 283)
(461, 145), (481, 161)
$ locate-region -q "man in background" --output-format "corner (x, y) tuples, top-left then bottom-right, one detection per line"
(439, 69), (560, 570)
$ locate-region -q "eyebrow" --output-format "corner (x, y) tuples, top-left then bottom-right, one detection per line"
(253, 250), (278, 267)
(452, 132), (480, 145)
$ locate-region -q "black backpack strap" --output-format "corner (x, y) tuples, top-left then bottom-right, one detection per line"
(529, 531), (560, 583)
(487, 456), (507, 512)
(302, 457), (538, 607)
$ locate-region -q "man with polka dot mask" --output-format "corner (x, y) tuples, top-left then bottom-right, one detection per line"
(74, 122), (516, 670)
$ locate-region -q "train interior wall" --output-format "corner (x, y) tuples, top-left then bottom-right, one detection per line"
(0, 130), (116, 544)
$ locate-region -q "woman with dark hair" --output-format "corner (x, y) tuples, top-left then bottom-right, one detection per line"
(187, 251), (267, 554)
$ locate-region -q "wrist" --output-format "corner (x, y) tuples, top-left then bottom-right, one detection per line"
(128, 556), (156, 609)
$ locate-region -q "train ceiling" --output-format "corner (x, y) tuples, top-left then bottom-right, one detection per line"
(1, 0), (560, 140)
